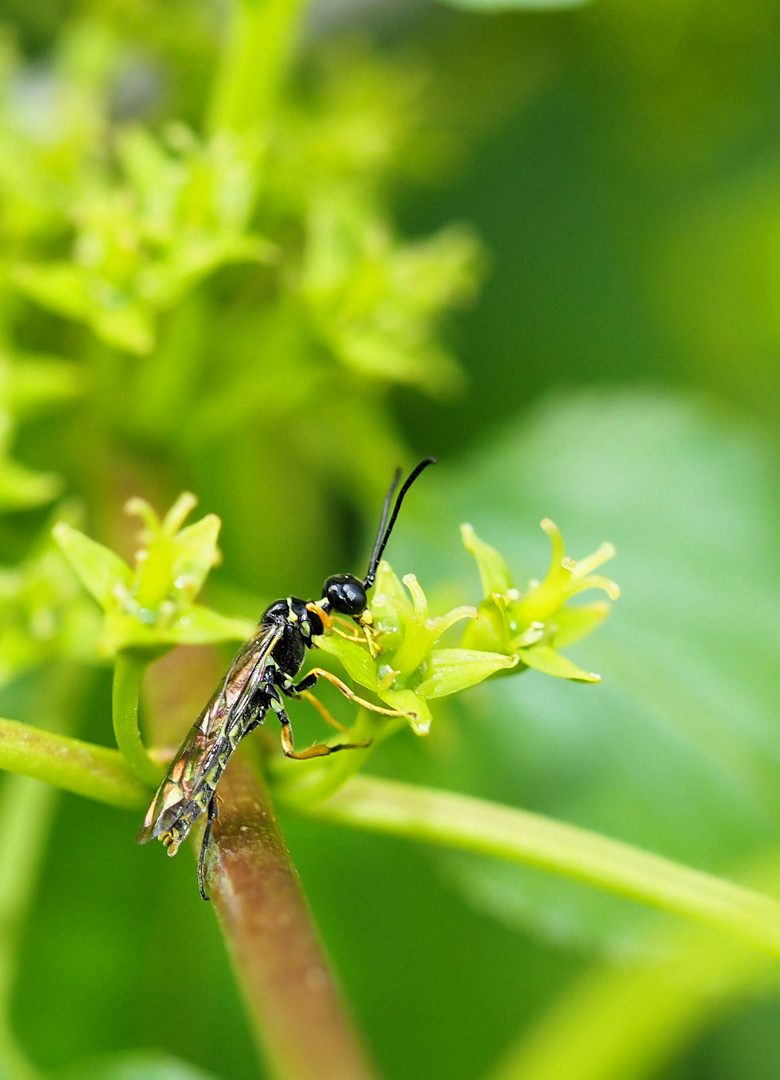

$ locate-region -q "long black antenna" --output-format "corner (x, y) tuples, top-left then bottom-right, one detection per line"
(363, 457), (436, 588)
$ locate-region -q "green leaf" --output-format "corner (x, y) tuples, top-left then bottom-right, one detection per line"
(0, 456), (61, 510)
(549, 602), (612, 649)
(52, 522), (132, 608)
(0, 350), (81, 418)
(93, 299), (155, 355)
(316, 632), (380, 691)
(167, 514), (222, 597)
(381, 687), (432, 736)
(13, 262), (90, 319)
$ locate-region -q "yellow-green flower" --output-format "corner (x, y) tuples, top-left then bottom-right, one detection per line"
(316, 560), (516, 735)
(54, 493), (254, 657)
(317, 520), (619, 736)
(461, 519), (620, 683)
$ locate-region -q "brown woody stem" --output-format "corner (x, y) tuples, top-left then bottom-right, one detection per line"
(202, 750), (378, 1080)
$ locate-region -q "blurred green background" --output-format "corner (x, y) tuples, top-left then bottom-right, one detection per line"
(0, 1), (778, 1079)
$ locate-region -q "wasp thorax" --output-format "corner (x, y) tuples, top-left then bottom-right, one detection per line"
(262, 599), (289, 622)
(322, 574), (367, 617)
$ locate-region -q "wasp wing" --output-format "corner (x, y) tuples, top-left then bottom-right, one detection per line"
(137, 621), (283, 845)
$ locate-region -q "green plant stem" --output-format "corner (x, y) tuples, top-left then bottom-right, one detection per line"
(207, 0), (308, 136)
(0, 666), (92, 1080)
(487, 914), (771, 1080)
(0, 1021), (38, 1080)
(205, 750), (377, 1080)
(0, 717), (147, 808)
(0, 776), (50, 1080)
(112, 652), (161, 787)
(487, 854), (780, 1080)
(299, 775), (780, 960)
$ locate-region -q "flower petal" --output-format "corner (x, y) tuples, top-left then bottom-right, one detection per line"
(315, 633), (379, 692)
(416, 647), (518, 698)
(549, 603), (611, 649)
(461, 523), (514, 595)
(53, 522), (132, 610)
(380, 688), (432, 736)
(517, 644), (601, 683)
(159, 606), (255, 645)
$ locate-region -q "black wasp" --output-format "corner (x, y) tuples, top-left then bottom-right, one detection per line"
(137, 458), (435, 898)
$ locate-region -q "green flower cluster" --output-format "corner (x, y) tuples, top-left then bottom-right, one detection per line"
(15, 125), (271, 356)
(0, 350), (85, 686)
(53, 493), (253, 659)
(1, 24), (481, 410)
(316, 520), (619, 736)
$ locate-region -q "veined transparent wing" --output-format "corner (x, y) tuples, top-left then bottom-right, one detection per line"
(136, 621), (284, 845)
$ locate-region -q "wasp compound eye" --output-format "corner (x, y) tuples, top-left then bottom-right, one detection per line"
(322, 574), (367, 617)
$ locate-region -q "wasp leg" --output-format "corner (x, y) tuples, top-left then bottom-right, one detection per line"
(290, 672), (319, 695)
(331, 618), (364, 642)
(358, 620), (381, 659)
(198, 794), (218, 902)
(329, 615), (381, 658)
(275, 700), (370, 760)
(292, 668), (416, 721)
(282, 677), (347, 729)
(297, 689), (350, 733)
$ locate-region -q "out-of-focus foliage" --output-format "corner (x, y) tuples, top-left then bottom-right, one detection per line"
(392, 392), (780, 956)
(438, 0), (588, 8)
(0, 504), (100, 686)
(0, 349), (77, 509)
(0, 2), (778, 1080)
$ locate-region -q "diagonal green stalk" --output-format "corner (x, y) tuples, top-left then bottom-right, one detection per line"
(486, 915), (771, 1080)
(112, 652), (161, 787)
(0, 717), (148, 808)
(7, 704), (780, 968)
(297, 775), (780, 960)
(486, 851), (780, 1080)
(207, 0), (308, 136)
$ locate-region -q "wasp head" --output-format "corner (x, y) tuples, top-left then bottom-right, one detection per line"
(320, 574), (368, 618)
